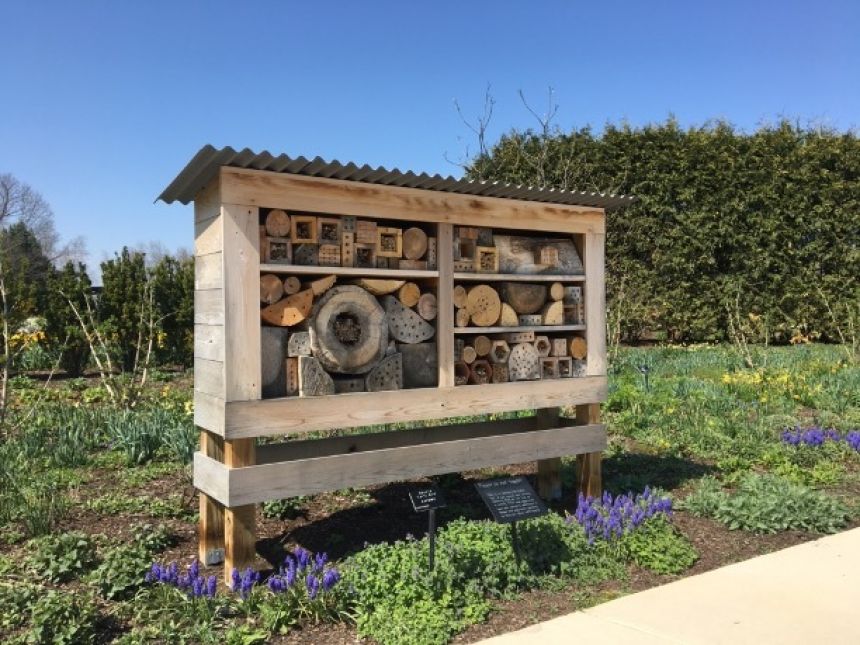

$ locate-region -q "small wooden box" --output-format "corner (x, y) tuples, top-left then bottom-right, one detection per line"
(551, 338), (568, 357)
(557, 356), (573, 378)
(266, 237), (292, 263)
(476, 246), (499, 273)
(318, 244), (341, 266)
(355, 243), (377, 268)
(539, 246), (560, 267)
(377, 227), (403, 258)
(317, 218), (342, 244)
(292, 243), (318, 266)
(291, 215), (318, 244)
(355, 220), (377, 244)
(541, 357), (559, 379)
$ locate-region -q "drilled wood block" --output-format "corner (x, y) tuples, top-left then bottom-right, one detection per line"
(291, 215), (318, 244)
(382, 295), (435, 343)
(298, 356), (334, 396)
(292, 243), (318, 266)
(366, 353), (403, 392)
(508, 342), (541, 381)
(287, 331), (311, 357)
(557, 356), (573, 378)
(572, 359), (587, 377)
(453, 259), (474, 272)
(518, 314), (543, 326)
(334, 377), (365, 394)
(341, 231), (355, 267)
(563, 286), (583, 303)
(458, 226), (478, 240)
(266, 237), (292, 264)
(505, 330), (535, 343)
(534, 336), (551, 357)
(355, 220), (377, 244)
(398, 259), (428, 270)
(317, 217), (342, 245)
(377, 227), (403, 258)
(539, 246), (560, 267)
(476, 227), (494, 246)
(491, 363), (509, 383)
(318, 244), (341, 266)
(551, 338), (568, 357)
(285, 357), (299, 396)
(541, 356), (559, 379)
(476, 246), (499, 273)
(427, 237), (437, 269)
(341, 216), (356, 233)
(354, 243), (377, 268)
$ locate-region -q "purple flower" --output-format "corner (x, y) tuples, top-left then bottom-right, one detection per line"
(322, 568), (340, 592)
(570, 488), (674, 544)
(846, 431), (860, 452)
(306, 573), (319, 600)
(206, 575), (217, 598)
(313, 552), (328, 573)
(293, 547), (311, 572)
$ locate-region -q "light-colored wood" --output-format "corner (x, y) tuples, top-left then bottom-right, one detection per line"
(261, 264), (438, 280)
(194, 391), (225, 436)
(341, 231), (355, 267)
(352, 278), (406, 295)
(455, 307), (471, 327)
(437, 223), (455, 388)
(576, 403), (602, 497)
(224, 376), (607, 439)
(541, 300), (564, 325)
(193, 177), (221, 223)
(195, 215), (222, 257)
(259, 274), (284, 304)
(499, 303), (518, 327)
(452, 285), (468, 309)
(473, 335), (491, 357)
(536, 408), (562, 500)
(454, 324), (586, 334)
(534, 336), (552, 357)
(489, 340), (510, 364)
(494, 235), (585, 274)
(491, 364), (509, 383)
(260, 289), (313, 326)
(508, 342), (541, 381)
(222, 204), (261, 402)
(265, 209), (291, 237)
(584, 232), (606, 377)
(355, 219), (377, 244)
(499, 282), (548, 315)
(195, 423), (607, 506)
(224, 438), (256, 578)
(195, 324), (225, 362)
(291, 215), (318, 243)
(397, 282), (421, 308)
(377, 226), (403, 258)
(220, 167), (606, 235)
(551, 338), (568, 357)
(195, 289), (224, 325)
(382, 295), (435, 343)
(302, 274), (336, 296)
(549, 282), (565, 301)
(417, 292), (437, 320)
(475, 246), (499, 273)
(468, 359), (491, 384)
(570, 336), (588, 360)
(198, 430), (225, 565)
(195, 251), (223, 290)
(461, 345), (477, 364)
(466, 284), (501, 327)
(282, 276), (301, 295)
(403, 227), (428, 260)
(454, 272), (586, 282)
(311, 286), (387, 373)
(195, 357), (224, 398)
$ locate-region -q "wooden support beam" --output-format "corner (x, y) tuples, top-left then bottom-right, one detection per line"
(224, 438), (256, 580)
(198, 429), (225, 566)
(576, 403), (602, 497)
(536, 408), (562, 501)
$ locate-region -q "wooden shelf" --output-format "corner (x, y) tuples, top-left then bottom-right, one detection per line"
(454, 324), (586, 334)
(260, 263), (439, 279)
(454, 272), (585, 282)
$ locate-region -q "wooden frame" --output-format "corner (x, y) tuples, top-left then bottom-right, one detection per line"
(190, 166), (608, 576)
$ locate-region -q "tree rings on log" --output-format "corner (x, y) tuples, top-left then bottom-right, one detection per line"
(366, 353), (403, 392)
(570, 337), (588, 360)
(353, 278), (405, 296)
(508, 342), (541, 381)
(260, 274), (284, 305)
(466, 284), (501, 327)
(310, 285), (388, 373)
(283, 276), (301, 295)
(397, 282), (421, 308)
(402, 227), (428, 260)
(265, 209), (291, 237)
(455, 307), (471, 328)
(381, 296), (435, 344)
(452, 285), (468, 309)
(461, 345), (477, 364)
(499, 282), (548, 315)
(473, 335), (492, 357)
(261, 289), (313, 327)
(417, 292), (437, 321)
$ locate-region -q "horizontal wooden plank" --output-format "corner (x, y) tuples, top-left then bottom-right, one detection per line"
(224, 376), (607, 439)
(454, 325), (586, 334)
(194, 357), (224, 399)
(194, 391), (225, 436)
(454, 272), (586, 282)
(195, 423), (607, 506)
(193, 177), (221, 224)
(195, 253), (223, 290)
(194, 215), (222, 256)
(195, 324), (225, 362)
(194, 289), (224, 325)
(259, 263), (438, 279)
(220, 168), (605, 235)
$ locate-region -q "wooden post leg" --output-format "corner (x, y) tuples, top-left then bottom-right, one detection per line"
(224, 438), (256, 581)
(198, 430), (225, 566)
(576, 403), (602, 497)
(536, 407), (562, 500)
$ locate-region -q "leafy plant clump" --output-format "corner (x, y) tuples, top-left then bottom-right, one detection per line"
(88, 525), (176, 600)
(26, 531), (99, 583)
(28, 589), (101, 645)
(683, 474), (850, 534)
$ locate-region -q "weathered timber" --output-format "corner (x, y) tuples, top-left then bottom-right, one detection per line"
(499, 282), (548, 315)
(427, 237), (437, 269)
(377, 227), (403, 258)
(417, 292), (437, 321)
(541, 300), (564, 325)
(366, 353), (403, 392)
(572, 359), (587, 377)
(303, 274), (337, 296)
(491, 363), (509, 383)
(518, 314), (543, 326)
(455, 307), (471, 327)
(551, 338), (568, 357)
(341, 231), (355, 267)
(403, 227), (428, 260)
(261, 289), (313, 327)
(557, 356), (573, 378)
(473, 335), (492, 357)
(265, 209), (291, 237)
(382, 295), (435, 343)
(399, 342), (438, 388)
(466, 284), (501, 327)
(541, 357), (559, 379)
(298, 356), (335, 396)
(534, 336), (552, 357)
(508, 342), (541, 381)
(287, 331), (311, 357)
(469, 359), (491, 385)
(490, 340), (511, 364)
(291, 215), (318, 244)
(292, 243), (318, 266)
(494, 235), (584, 275)
(355, 219), (377, 244)
(452, 285), (468, 309)
(353, 278), (405, 296)
(311, 285), (388, 373)
(260, 273), (284, 304)
(285, 357), (299, 396)
(317, 217), (341, 244)
(453, 361), (470, 385)
(261, 327), (289, 398)
(333, 376), (365, 394)
(283, 276), (301, 295)
(266, 237), (292, 263)
(397, 282), (421, 308)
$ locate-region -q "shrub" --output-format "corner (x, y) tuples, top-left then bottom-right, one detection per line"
(682, 474), (849, 534)
(26, 531), (99, 583)
(261, 496), (309, 520)
(620, 517), (698, 574)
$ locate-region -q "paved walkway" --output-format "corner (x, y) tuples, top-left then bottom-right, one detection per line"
(480, 527), (860, 645)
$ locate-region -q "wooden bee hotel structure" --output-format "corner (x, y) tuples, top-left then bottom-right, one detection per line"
(158, 146), (632, 576)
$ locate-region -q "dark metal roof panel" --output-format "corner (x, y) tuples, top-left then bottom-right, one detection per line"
(157, 145), (634, 209)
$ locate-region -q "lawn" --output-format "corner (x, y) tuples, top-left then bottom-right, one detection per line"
(1, 344), (858, 644)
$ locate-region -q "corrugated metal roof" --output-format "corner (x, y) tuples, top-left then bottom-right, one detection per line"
(157, 145), (634, 209)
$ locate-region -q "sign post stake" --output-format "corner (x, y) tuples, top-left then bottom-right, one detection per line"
(409, 485), (446, 572)
(428, 508), (437, 570)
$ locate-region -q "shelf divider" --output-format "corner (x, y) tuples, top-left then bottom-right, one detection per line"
(454, 272), (585, 282)
(454, 324), (586, 334)
(260, 263), (438, 279)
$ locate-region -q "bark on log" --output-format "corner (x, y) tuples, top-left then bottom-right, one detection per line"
(417, 292), (437, 321)
(397, 282), (421, 308)
(382, 295), (435, 344)
(261, 289), (313, 327)
(452, 285), (468, 309)
(353, 279), (405, 296)
(499, 283), (548, 315)
(283, 276), (301, 295)
(260, 274), (284, 305)
(466, 284), (501, 327)
(402, 227), (428, 260)
(310, 285), (388, 373)
(265, 209), (291, 237)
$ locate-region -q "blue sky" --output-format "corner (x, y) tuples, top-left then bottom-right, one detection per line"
(2, 1), (857, 271)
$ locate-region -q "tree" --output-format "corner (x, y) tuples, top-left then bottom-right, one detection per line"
(45, 262), (92, 376)
(150, 254), (194, 367)
(99, 247), (148, 372)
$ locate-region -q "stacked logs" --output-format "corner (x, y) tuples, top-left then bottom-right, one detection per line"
(260, 209), (437, 270)
(452, 226), (584, 275)
(454, 282), (583, 328)
(454, 331), (587, 385)
(260, 273), (437, 398)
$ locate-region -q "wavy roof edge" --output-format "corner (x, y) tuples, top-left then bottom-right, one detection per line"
(157, 145), (635, 209)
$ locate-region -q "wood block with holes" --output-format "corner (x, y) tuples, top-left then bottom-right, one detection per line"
(285, 357), (299, 396)
(341, 231), (355, 267)
(382, 295), (435, 343)
(458, 226), (478, 240)
(551, 338), (568, 357)
(563, 286), (583, 303)
(518, 314), (543, 326)
(541, 357), (559, 379)
(476, 246), (499, 273)
(266, 237), (292, 264)
(366, 353), (403, 392)
(557, 356), (573, 378)
(334, 377), (365, 394)
(341, 216), (356, 233)
(453, 259), (474, 272)
(287, 331), (311, 357)
(508, 342), (541, 381)
(398, 259), (428, 270)
(291, 215), (318, 244)
(376, 257), (389, 269)
(317, 217), (341, 245)
(491, 363), (509, 383)
(534, 336), (552, 357)
(454, 338), (465, 361)
(427, 237), (437, 269)
(354, 243), (377, 268)
(355, 220), (377, 244)
(318, 244), (341, 266)
(539, 246), (560, 267)
(489, 340), (510, 364)
(298, 356), (335, 397)
(505, 330), (535, 343)
(377, 227), (403, 258)
(572, 359), (587, 377)
(292, 243), (318, 266)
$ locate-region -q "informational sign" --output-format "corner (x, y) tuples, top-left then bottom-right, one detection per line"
(475, 476), (548, 524)
(409, 485), (447, 513)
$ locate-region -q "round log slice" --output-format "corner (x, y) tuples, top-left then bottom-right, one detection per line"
(397, 282), (421, 308)
(570, 336), (588, 360)
(466, 284), (501, 327)
(260, 274), (284, 305)
(310, 285), (388, 374)
(402, 227), (428, 260)
(499, 282), (548, 315)
(452, 285), (468, 309)
(473, 335), (492, 357)
(265, 209), (291, 237)
(283, 276), (301, 295)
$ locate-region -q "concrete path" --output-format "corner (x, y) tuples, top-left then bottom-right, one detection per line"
(479, 527), (860, 645)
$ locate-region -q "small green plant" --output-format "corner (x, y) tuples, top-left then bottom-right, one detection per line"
(261, 496), (308, 520)
(28, 589), (100, 644)
(682, 473), (849, 534)
(88, 527), (174, 601)
(26, 531), (99, 583)
(620, 517), (698, 574)
(106, 410), (163, 465)
(0, 581), (40, 631)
